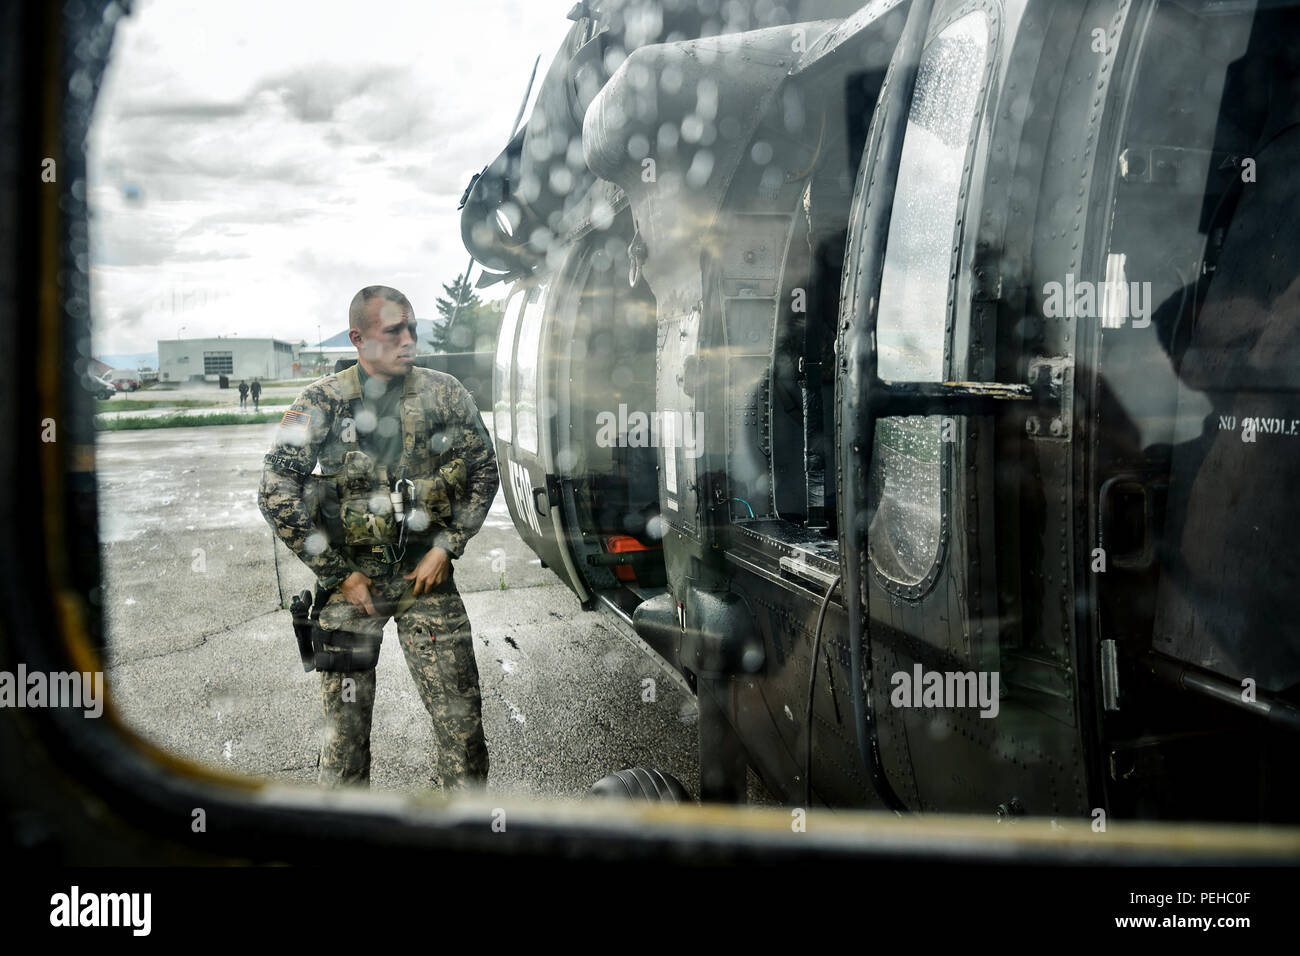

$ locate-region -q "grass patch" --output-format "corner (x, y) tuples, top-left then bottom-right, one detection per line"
(96, 398), (219, 412)
(95, 411), (283, 431)
(95, 397), (292, 413)
(96, 399), (158, 412)
(230, 398), (291, 408)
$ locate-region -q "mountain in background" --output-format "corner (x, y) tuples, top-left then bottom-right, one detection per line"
(316, 317), (448, 350)
(98, 352), (158, 369)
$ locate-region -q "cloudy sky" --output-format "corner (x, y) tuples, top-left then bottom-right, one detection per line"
(87, 0), (575, 356)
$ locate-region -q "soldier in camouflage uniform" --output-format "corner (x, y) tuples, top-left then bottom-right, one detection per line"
(259, 285), (499, 791)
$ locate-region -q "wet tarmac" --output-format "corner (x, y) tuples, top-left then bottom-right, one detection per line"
(95, 419), (773, 803)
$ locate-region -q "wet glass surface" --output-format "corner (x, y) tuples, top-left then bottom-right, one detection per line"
(70, 0), (1300, 827)
(870, 12), (988, 586)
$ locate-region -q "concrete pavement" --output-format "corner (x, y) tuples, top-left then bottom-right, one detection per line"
(95, 420), (772, 802)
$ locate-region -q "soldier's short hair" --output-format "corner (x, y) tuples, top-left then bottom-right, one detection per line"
(349, 286), (414, 331)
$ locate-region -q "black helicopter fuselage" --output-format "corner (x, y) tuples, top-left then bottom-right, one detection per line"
(465, 0), (1300, 822)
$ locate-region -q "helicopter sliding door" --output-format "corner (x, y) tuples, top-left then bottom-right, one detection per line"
(835, 0), (1119, 816)
(847, 1), (1007, 814)
(1082, 0), (1300, 822)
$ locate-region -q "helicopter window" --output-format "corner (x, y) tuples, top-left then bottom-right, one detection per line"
(493, 289), (527, 444)
(1095, 0), (1300, 694)
(869, 10), (989, 586)
(514, 286), (548, 455)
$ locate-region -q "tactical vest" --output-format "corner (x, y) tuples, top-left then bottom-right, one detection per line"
(308, 365), (467, 552)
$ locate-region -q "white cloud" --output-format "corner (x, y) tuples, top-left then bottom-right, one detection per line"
(88, 0), (573, 354)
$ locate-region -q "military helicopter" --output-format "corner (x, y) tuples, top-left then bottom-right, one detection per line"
(462, 0), (1300, 820)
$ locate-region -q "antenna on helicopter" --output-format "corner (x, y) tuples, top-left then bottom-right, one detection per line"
(449, 54), (542, 340)
(509, 55), (542, 142)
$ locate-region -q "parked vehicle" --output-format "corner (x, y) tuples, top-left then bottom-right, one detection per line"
(84, 372), (114, 400)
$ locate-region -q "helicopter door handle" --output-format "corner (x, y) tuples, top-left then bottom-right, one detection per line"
(532, 475), (561, 517)
(1098, 475), (1165, 571)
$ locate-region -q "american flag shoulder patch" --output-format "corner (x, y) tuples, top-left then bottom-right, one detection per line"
(280, 409), (311, 428)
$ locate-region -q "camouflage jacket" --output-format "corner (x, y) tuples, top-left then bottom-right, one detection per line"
(258, 364), (499, 586)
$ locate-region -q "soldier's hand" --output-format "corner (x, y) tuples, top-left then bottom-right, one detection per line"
(405, 547), (450, 596)
(340, 571), (378, 616)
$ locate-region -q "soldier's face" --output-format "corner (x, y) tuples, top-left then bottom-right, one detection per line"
(351, 298), (416, 379)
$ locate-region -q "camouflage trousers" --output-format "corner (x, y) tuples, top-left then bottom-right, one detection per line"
(315, 561), (488, 791)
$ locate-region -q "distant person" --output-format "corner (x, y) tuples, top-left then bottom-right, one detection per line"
(249, 378), (261, 411)
(238, 379), (249, 408)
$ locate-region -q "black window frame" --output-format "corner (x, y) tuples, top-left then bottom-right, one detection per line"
(5, 0), (1292, 869)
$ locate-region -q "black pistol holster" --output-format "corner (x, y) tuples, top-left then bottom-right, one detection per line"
(289, 585), (383, 674)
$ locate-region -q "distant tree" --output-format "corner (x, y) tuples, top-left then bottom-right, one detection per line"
(425, 315), (450, 353)
(434, 271), (502, 353)
(435, 272), (479, 319)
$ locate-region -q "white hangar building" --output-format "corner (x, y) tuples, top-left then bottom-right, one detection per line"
(157, 337), (301, 383)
